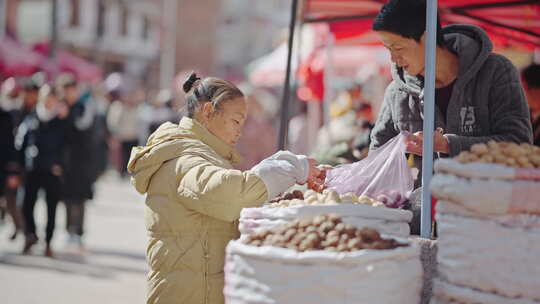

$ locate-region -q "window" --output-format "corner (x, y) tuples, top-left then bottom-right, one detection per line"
(142, 16), (150, 40)
(97, 0), (106, 38)
(120, 6), (129, 36)
(70, 0), (80, 27)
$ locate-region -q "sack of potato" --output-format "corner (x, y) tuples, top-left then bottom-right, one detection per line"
(431, 142), (540, 303)
(239, 198), (413, 238)
(433, 200), (540, 302)
(224, 215), (422, 304)
(431, 173), (540, 215)
(266, 189), (387, 208)
(432, 278), (539, 304)
(435, 141), (540, 181)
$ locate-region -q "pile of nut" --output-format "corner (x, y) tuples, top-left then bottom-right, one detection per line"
(243, 214), (405, 252)
(267, 190), (385, 208)
(455, 141), (540, 168)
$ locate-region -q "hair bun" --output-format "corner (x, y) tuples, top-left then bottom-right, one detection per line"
(183, 72), (201, 93)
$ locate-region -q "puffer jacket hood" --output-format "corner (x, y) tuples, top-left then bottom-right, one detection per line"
(127, 117), (242, 194)
(391, 24), (493, 98)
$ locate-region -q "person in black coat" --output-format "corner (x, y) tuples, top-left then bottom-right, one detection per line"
(16, 85), (69, 257)
(522, 64), (540, 146)
(57, 75), (98, 249)
(0, 108), (24, 240)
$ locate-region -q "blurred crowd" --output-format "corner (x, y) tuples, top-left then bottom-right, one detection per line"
(0, 72), (178, 257)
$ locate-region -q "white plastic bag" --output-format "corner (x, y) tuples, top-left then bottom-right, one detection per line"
(326, 132), (414, 208)
(224, 240), (422, 304)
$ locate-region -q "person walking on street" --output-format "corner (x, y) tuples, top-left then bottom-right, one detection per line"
(0, 78), (40, 241)
(16, 85), (69, 257)
(0, 106), (24, 240)
(107, 90), (141, 178)
(128, 73), (324, 304)
(57, 75), (98, 250)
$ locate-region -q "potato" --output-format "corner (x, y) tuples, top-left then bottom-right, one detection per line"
(480, 154), (494, 163)
(359, 227), (381, 243)
(471, 143), (488, 155)
(327, 213), (342, 224)
(340, 192), (358, 203)
(340, 233), (350, 243)
(347, 238), (362, 250)
(336, 244), (349, 252)
(305, 197), (318, 205)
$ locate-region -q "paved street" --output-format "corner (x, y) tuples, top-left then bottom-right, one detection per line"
(0, 173), (148, 304)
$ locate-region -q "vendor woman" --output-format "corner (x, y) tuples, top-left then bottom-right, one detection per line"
(370, 0), (532, 186)
(128, 73), (322, 304)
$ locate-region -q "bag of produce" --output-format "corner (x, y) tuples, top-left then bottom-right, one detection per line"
(325, 132), (414, 208)
(430, 173), (540, 215)
(239, 203), (413, 238)
(225, 214), (422, 304)
(436, 200), (540, 301)
(435, 141), (540, 181)
(432, 278), (539, 304)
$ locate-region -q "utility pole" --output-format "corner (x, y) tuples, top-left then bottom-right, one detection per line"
(50, 0), (59, 59)
(160, 0), (178, 89)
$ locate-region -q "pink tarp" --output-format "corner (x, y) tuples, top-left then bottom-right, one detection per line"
(33, 43), (102, 83)
(0, 38), (43, 77)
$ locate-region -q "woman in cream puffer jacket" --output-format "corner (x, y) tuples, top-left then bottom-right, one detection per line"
(128, 73), (321, 304)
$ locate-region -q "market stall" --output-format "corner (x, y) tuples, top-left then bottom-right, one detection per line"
(224, 1), (540, 303)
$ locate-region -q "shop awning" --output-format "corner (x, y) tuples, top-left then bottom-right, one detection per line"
(33, 43), (103, 83)
(0, 38), (43, 78)
(303, 0), (540, 49)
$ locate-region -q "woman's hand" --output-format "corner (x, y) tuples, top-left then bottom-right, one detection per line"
(306, 160), (331, 192)
(406, 128), (449, 155)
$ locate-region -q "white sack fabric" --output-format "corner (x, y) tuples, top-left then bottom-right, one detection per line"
(239, 204), (413, 238)
(224, 240), (422, 304)
(434, 158), (540, 181)
(430, 174), (540, 215)
(431, 278), (540, 304)
(436, 201), (540, 300)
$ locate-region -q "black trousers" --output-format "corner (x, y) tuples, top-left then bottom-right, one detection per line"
(65, 199), (85, 236)
(22, 170), (62, 245)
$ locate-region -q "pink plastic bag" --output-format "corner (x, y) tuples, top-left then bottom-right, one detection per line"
(325, 132), (414, 208)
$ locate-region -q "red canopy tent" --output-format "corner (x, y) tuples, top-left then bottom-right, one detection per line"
(33, 43), (103, 83)
(295, 0), (540, 103)
(303, 0), (540, 49)
(0, 38), (44, 78)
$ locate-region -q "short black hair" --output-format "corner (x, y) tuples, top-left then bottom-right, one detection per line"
(522, 64), (540, 89)
(372, 0), (445, 46)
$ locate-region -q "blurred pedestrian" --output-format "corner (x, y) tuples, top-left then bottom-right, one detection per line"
(107, 90), (141, 178)
(16, 85), (69, 257)
(522, 64), (540, 146)
(0, 77), (41, 241)
(91, 84), (112, 179)
(139, 89), (177, 144)
(0, 77), (22, 112)
(57, 74), (98, 250)
(0, 103), (24, 240)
